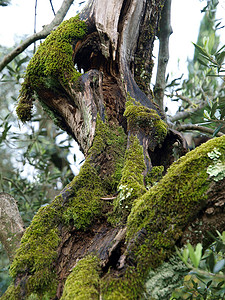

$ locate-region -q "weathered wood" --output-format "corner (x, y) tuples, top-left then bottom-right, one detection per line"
(0, 193), (24, 261)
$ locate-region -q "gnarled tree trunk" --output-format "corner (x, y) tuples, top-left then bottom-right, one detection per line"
(2, 0), (225, 299)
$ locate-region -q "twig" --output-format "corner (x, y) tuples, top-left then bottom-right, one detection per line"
(100, 196), (117, 201)
(49, 0), (56, 16)
(176, 93), (194, 106)
(0, 0), (74, 72)
(2, 177), (31, 203)
(169, 102), (207, 122)
(34, 0), (38, 53)
(175, 124), (224, 137)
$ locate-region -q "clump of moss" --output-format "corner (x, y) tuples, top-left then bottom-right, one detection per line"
(112, 135), (146, 223)
(8, 197), (62, 299)
(88, 115), (127, 191)
(145, 165), (164, 189)
(62, 161), (104, 229)
(16, 15), (87, 122)
(0, 284), (21, 300)
(2, 114), (127, 299)
(62, 116), (127, 228)
(124, 95), (167, 149)
(126, 136), (225, 271)
(101, 266), (145, 300)
(61, 255), (100, 300)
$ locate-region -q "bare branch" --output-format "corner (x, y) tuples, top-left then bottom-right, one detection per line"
(0, 0), (74, 72)
(176, 93), (194, 106)
(175, 124), (224, 137)
(169, 102), (207, 122)
(154, 0), (172, 112)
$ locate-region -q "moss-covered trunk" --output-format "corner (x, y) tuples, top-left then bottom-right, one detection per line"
(2, 0), (225, 299)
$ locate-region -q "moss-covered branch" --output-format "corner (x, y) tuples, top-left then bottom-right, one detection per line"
(16, 15), (87, 122)
(100, 136), (225, 299)
(0, 0), (75, 72)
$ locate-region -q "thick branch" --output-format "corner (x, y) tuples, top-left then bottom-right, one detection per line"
(154, 0), (172, 112)
(0, 193), (24, 261)
(176, 124), (224, 137)
(0, 0), (74, 72)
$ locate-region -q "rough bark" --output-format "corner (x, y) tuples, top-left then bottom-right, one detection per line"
(0, 193), (24, 261)
(2, 0), (225, 299)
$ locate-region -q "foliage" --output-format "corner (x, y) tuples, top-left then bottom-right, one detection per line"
(166, 0), (225, 139)
(194, 42), (225, 134)
(145, 256), (188, 300)
(172, 231), (225, 299)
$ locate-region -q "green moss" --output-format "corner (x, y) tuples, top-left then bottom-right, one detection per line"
(62, 116), (127, 228)
(126, 136), (225, 271)
(145, 165), (164, 189)
(9, 201), (61, 298)
(89, 115), (127, 191)
(101, 266), (145, 300)
(99, 137), (225, 299)
(61, 255), (100, 300)
(112, 135), (146, 223)
(16, 15), (87, 122)
(2, 116), (127, 299)
(124, 96), (167, 148)
(62, 161), (104, 229)
(0, 284), (21, 300)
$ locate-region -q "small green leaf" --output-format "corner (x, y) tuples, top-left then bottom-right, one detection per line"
(204, 110), (210, 119)
(183, 248), (189, 263)
(206, 280), (212, 288)
(197, 58), (209, 68)
(213, 259), (225, 273)
(206, 252), (215, 272)
(187, 244), (197, 268)
(210, 102), (218, 117)
(195, 243), (203, 267)
(216, 281), (225, 289)
(213, 124), (223, 137)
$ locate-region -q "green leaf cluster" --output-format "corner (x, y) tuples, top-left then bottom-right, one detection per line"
(173, 231), (225, 299)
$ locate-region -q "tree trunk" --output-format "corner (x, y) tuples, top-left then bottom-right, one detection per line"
(2, 0), (225, 299)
